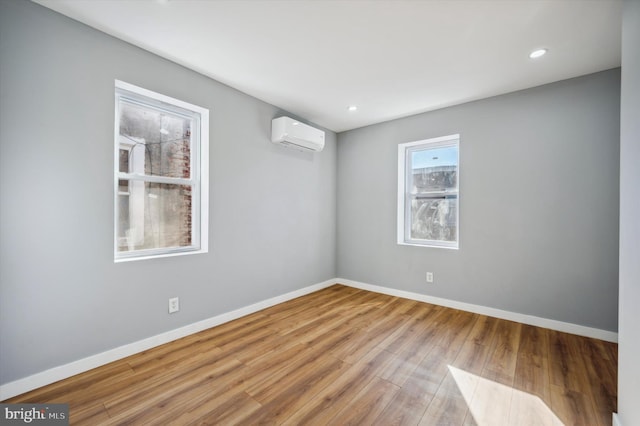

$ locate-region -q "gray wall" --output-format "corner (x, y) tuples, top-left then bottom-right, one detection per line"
(337, 70), (620, 332)
(0, 0), (623, 391)
(0, 0), (336, 385)
(618, 1), (640, 424)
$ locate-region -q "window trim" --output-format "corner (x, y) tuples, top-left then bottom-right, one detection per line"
(397, 134), (460, 249)
(117, 138), (146, 249)
(114, 80), (209, 262)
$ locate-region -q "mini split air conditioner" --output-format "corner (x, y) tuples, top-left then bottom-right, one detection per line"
(271, 116), (325, 152)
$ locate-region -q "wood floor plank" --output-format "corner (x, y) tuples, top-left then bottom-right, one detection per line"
(244, 342), (339, 398)
(514, 324), (551, 401)
(375, 386), (432, 426)
(508, 387), (564, 426)
(550, 383), (599, 426)
(376, 296), (420, 318)
(419, 373), (471, 426)
(418, 311), (479, 425)
(182, 390), (263, 426)
(266, 295), (344, 334)
(548, 330), (596, 404)
(280, 347), (396, 425)
(70, 402), (111, 426)
(481, 318), (522, 386)
(377, 308), (450, 387)
(274, 307), (353, 344)
(330, 308), (409, 364)
(462, 412), (480, 426)
(466, 314), (499, 346)
(576, 335), (618, 425)
(453, 340), (492, 376)
(399, 342), (457, 406)
(327, 376), (399, 425)
(236, 344), (313, 394)
(194, 312), (272, 344)
(377, 304), (444, 355)
(4, 285), (616, 426)
(445, 338), (496, 425)
(432, 310), (479, 350)
(243, 356), (347, 424)
(103, 354), (244, 420)
(104, 369), (247, 425)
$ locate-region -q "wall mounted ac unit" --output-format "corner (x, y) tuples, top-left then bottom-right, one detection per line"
(271, 116), (325, 152)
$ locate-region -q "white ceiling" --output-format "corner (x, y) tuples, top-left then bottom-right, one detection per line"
(34, 0), (622, 133)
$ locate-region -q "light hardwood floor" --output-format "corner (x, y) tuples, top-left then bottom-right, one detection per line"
(6, 285), (617, 425)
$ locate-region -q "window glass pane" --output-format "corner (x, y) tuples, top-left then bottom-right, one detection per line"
(410, 146), (457, 192)
(411, 197), (457, 242)
(398, 135), (459, 248)
(118, 179), (129, 194)
(117, 182), (193, 253)
(118, 101), (192, 179)
(117, 194), (130, 247)
(119, 149), (130, 173)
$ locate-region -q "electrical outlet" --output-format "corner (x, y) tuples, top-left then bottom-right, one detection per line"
(168, 297), (179, 314)
(426, 272), (434, 283)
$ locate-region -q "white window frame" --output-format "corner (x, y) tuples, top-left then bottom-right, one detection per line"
(397, 134), (460, 249)
(114, 80), (209, 262)
(117, 137), (145, 249)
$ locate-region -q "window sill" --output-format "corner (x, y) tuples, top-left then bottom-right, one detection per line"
(397, 241), (459, 250)
(114, 248), (208, 263)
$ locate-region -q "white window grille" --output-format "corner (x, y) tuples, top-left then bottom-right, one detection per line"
(398, 134), (459, 249)
(114, 80), (209, 262)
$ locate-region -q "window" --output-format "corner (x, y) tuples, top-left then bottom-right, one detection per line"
(114, 80), (209, 261)
(398, 134), (459, 249)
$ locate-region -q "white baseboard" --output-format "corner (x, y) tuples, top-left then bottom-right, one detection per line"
(1, 277), (618, 400)
(613, 413), (621, 426)
(337, 278), (618, 343)
(0, 279), (335, 401)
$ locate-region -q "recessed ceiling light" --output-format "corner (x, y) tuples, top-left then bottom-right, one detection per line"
(529, 48), (548, 59)
(348, 105), (358, 112)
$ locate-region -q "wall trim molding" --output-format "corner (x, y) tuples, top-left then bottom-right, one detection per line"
(613, 413), (622, 426)
(1, 277), (618, 400)
(0, 279), (335, 401)
(337, 278), (619, 343)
